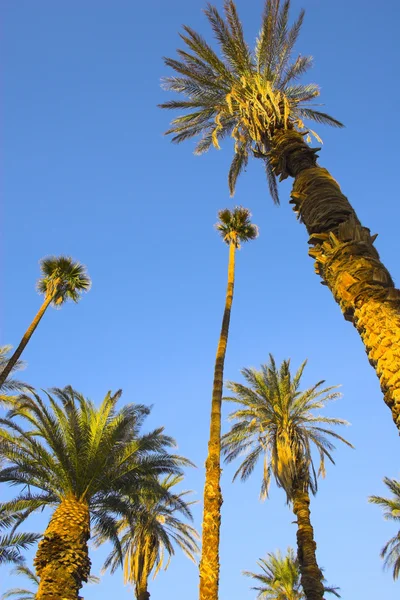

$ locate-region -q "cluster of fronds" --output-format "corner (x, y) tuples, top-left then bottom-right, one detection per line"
(221, 355), (352, 502)
(161, 0), (343, 200)
(215, 206), (258, 248)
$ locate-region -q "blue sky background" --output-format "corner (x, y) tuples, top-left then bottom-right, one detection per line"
(1, 0), (400, 598)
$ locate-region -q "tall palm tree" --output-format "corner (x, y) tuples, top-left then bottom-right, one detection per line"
(244, 548), (340, 599)
(0, 510), (41, 567)
(0, 388), (191, 600)
(0, 346), (33, 407)
(0, 257), (91, 390)
(222, 356), (352, 600)
(97, 474), (199, 600)
(200, 207), (257, 600)
(160, 0), (400, 432)
(369, 477), (400, 579)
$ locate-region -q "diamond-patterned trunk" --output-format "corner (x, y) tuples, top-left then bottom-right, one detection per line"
(292, 487), (324, 600)
(270, 129), (400, 430)
(34, 495), (91, 600)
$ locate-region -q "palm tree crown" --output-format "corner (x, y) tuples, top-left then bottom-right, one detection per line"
(37, 256), (91, 306)
(244, 548), (340, 599)
(98, 474), (199, 594)
(222, 355), (352, 500)
(0, 387), (191, 528)
(369, 477), (400, 579)
(216, 206), (259, 247)
(160, 0), (343, 200)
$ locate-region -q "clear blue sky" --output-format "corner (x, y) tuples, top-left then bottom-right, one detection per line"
(1, 0), (400, 598)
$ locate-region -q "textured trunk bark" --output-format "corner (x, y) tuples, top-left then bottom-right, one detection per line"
(270, 129), (400, 429)
(292, 487), (324, 600)
(0, 294), (53, 389)
(199, 241), (236, 600)
(34, 495), (91, 600)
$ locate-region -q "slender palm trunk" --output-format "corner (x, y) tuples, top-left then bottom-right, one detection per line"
(134, 558), (150, 600)
(34, 495), (91, 600)
(199, 241), (236, 600)
(270, 129), (400, 430)
(0, 294), (53, 389)
(292, 486), (324, 600)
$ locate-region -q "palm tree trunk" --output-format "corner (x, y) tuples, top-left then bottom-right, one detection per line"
(292, 486), (324, 600)
(270, 129), (400, 430)
(136, 588), (150, 600)
(0, 294), (53, 389)
(34, 495), (91, 600)
(199, 241), (236, 600)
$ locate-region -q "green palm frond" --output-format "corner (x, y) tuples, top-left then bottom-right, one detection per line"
(96, 473), (199, 592)
(161, 0), (343, 198)
(0, 388), (193, 560)
(244, 547), (340, 598)
(0, 347), (32, 405)
(222, 355), (352, 502)
(36, 256), (91, 306)
(0, 507), (41, 567)
(369, 476), (400, 579)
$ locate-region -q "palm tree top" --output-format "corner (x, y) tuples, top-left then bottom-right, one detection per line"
(36, 255), (91, 306)
(97, 473), (199, 582)
(216, 206), (258, 247)
(244, 547), (340, 599)
(222, 355), (353, 500)
(0, 387), (192, 514)
(160, 0), (343, 200)
(369, 477), (400, 579)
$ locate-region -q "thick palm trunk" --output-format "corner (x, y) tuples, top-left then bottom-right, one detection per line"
(199, 241), (236, 600)
(292, 487), (324, 600)
(0, 294), (53, 389)
(270, 129), (400, 429)
(34, 495), (91, 600)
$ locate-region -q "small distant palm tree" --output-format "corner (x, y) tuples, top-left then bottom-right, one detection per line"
(369, 477), (400, 579)
(0, 511), (41, 567)
(0, 387), (191, 600)
(0, 256), (91, 389)
(97, 474), (199, 600)
(0, 346), (32, 406)
(244, 548), (340, 599)
(1, 565), (39, 600)
(1, 565), (100, 600)
(161, 0), (400, 434)
(200, 206), (257, 600)
(222, 356), (352, 600)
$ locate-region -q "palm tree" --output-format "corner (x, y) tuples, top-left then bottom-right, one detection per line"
(369, 477), (400, 579)
(0, 388), (192, 600)
(0, 257), (91, 390)
(244, 548), (340, 599)
(0, 510), (41, 566)
(199, 207), (257, 600)
(0, 346), (32, 406)
(97, 474), (199, 600)
(160, 0), (400, 432)
(222, 356), (352, 600)
(1, 565), (100, 600)
(1, 565), (39, 600)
